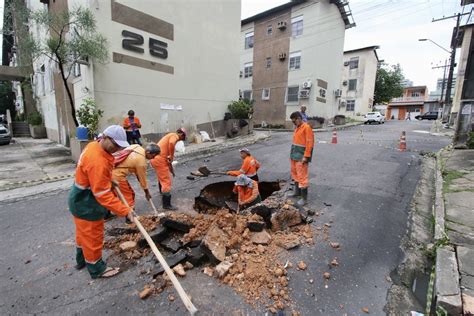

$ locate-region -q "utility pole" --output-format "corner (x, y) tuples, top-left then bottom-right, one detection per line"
(432, 60), (449, 117)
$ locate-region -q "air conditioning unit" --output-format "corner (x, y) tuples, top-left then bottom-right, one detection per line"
(334, 89), (342, 97)
(278, 53), (287, 60)
(302, 80), (312, 89)
(344, 61), (350, 66)
(239, 71), (243, 78)
(299, 90), (310, 99)
(342, 80), (348, 86)
(339, 100), (347, 108)
(277, 21), (287, 30)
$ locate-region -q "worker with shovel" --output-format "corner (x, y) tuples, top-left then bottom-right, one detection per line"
(227, 148), (260, 181)
(288, 111), (314, 206)
(233, 174), (262, 211)
(68, 125), (133, 279)
(150, 128), (187, 210)
(112, 143), (161, 222)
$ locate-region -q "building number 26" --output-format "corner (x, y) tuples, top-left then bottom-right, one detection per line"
(122, 30), (168, 59)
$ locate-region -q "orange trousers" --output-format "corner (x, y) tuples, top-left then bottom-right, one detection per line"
(73, 216), (104, 264)
(118, 179), (135, 208)
(150, 156), (172, 193)
(290, 160), (309, 188)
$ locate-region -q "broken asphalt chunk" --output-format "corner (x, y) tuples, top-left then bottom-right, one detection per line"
(152, 249), (188, 277)
(187, 245), (209, 266)
(160, 217), (193, 233)
(107, 227), (138, 236)
(138, 225), (169, 248)
(247, 221), (265, 232)
(159, 236), (182, 253)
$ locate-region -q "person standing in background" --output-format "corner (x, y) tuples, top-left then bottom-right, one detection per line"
(123, 110), (142, 145)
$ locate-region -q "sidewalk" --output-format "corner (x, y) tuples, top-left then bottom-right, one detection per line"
(434, 149), (474, 315)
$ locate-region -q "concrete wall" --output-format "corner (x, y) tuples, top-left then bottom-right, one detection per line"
(87, 0), (240, 140)
(452, 27), (473, 114)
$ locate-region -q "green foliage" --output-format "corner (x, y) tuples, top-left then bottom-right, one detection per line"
(228, 100), (253, 119)
(442, 170), (466, 193)
(76, 98), (103, 136)
(374, 63), (405, 104)
(468, 132), (474, 149)
(27, 111), (43, 126)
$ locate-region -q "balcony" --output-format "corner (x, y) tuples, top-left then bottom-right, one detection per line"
(391, 96), (426, 102)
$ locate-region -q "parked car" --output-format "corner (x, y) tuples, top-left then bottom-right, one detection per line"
(363, 112), (385, 124)
(0, 124), (12, 145)
(415, 112), (438, 120)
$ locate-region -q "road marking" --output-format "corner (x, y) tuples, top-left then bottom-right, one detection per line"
(412, 130), (430, 134)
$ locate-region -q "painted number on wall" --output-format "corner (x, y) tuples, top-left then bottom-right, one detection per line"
(122, 30), (168, 59)
(319, 89), (326, 98)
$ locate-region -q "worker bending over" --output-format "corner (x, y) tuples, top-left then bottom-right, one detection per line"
(68, 125), (132, 279)
(150, 128), (187, 210)
(227, 147), (260, 181)
(233, 174), (262, 211)
(288, 111), (314, 206)
(112, 143), (161, 222)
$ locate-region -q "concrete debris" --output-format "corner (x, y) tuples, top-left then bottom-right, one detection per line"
(139, 286), (153, 299)
(275, 235), (301, 250)
(152, 249), (188, 277)
(329, 242), (341, 249)
(173, 264), (186, 277)
(330, 258), (339, 267)
(271, 208), (302, 231)
(361, 307), (369, 313)
(251, 230), (272, 245)
(203, 266), (214, 277)
(215, 261), (233, 278)
(297, 261), (307, 270)
(323, 272), (331, 280)
(119, 241), (137, 252)
(168, 294), (175, 302)
(201, 224), (228, 262)
(183, 261), (194, 270)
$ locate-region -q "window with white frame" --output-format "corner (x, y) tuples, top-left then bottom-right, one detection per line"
(348, 79), (357, 91)
(262, 88), (270, 100)
(349, 57), (359, 69)
(287, 86), (299, 103)
(267, 25), (273, 35)
(411, 91), (420, 97)
(245, 31), (254, 49)
(244, 62), (253, 78)
(266, 57), (272, 69)
(346, 100), (355, 111)
(243, 90), (252, 100)
(289, 51), (301, 70)
(291, 15), (303, 37)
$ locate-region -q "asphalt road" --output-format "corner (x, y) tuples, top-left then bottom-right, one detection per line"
(0, 120), (451, 315)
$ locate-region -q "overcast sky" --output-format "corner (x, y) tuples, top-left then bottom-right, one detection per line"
(242, 0), (473, 91)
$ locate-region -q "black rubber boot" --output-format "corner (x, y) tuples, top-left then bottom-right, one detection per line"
(162, 195), (177, 210)
(297, 188), (308, 206)
(288, 182), (301, 197)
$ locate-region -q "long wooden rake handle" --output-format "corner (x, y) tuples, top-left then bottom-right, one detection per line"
(113, 186), (198, 315)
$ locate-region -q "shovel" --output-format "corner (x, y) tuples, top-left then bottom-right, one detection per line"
(225, 200), (239, 212)
(148, 199), (165, 217)
(198, 166), (227, 176)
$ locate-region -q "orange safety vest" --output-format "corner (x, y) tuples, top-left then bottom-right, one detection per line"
(123, 116), (142, 132)
(290, 122), (314, 162)
(233, 180), (260, 205)
(228, 155), (260, 177)
(157, 132), (180, 161)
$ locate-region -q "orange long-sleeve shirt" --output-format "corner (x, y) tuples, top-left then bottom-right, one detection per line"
(290, 122), (314, 161)
(157, 132), (180, 161)
(112, 145), (148, 190)
(233, 180), (260, 205)
(123, 116), (142, 131)
(228, 155), (260, 177)
(75, 141), (130, 216)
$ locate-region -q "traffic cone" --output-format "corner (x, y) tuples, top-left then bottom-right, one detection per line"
(399, 131), (407, 151)
(331, 128), (338, 144)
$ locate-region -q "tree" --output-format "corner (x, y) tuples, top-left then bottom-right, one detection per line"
(3, 4), (108, 127)
(374, 63), (405, 104)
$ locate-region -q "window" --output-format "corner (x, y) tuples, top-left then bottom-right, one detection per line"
(243, 90), (252, 100)
(287, 86), (299, 103)
(289, 51), (301, 70)
(266, 57), (272, 69)
(349, 57), (359, 69)
(291, 15), (303, 37)
(348, 79), (357, 91)
(244, 62), (253, 78)
(346, 100), (355, 111)
(267, 25), (273, 35)
(245, 31), (254, 49)
(74, 63), (81, 77)
(262, 88), (270, 100)
(411, 91), (420, 97)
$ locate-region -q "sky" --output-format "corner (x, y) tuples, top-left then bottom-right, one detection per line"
(242, 0), (473, 92)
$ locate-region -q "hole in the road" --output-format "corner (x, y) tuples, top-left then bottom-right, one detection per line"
(193, 181), (281, 213)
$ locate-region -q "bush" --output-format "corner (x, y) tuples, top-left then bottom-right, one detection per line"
(334, 114), (346, 119)
(76, 98), (103, 137)
(228, 99), (253, 119)
(468, 132), (474, 149)
(27, 111), (43, 126)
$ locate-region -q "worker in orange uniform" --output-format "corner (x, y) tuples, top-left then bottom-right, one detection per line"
(123, 110), (142, 145)
(150, 128), (187, 210)
(112, 143), (161, 222)
(233, 174), (262, 211)
(288, 111), (314, 206)
(227, 148), (260, 181)
(68, 125), (133, 279)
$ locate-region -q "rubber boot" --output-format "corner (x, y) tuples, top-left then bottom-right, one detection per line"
(288, 182), (301, 197)
(162, 194), (177, 210)
(297, 188), (308, 206)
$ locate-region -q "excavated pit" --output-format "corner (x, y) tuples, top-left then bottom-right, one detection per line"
(194, 181), (281, 213)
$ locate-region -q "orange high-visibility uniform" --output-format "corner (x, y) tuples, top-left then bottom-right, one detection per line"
(228, 155), (260, 178)
(233, 180), (261, 206)
(122, 117), (142, 131)
(290, 122), (314, 189)
(68, 141), (130, 278)
(150, 133), (180, 194)
(112, 145), (148, 208)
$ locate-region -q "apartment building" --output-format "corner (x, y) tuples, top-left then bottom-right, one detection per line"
(429, 76), (456, 101)
(240, 0), (355, 127)
(27, 0), (240, 145)
(339, 45), (379, 117)
(386, 86), (428, 120)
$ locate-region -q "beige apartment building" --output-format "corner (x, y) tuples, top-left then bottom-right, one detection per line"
(339, 46), (379, 117)
(239, 0), (355, 127)
(28, 0), (240, 145)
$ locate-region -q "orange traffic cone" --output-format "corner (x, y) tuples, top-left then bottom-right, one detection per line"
(399, 131), (407, 151)
(331, 128), (338, 144)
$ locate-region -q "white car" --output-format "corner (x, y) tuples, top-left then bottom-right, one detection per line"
(0, 124), (12, 145)
(363, 112), (385, 124)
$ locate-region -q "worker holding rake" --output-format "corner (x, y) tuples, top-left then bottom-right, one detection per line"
(227, 147), (261, 181)
(68, 125), (133, 279)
